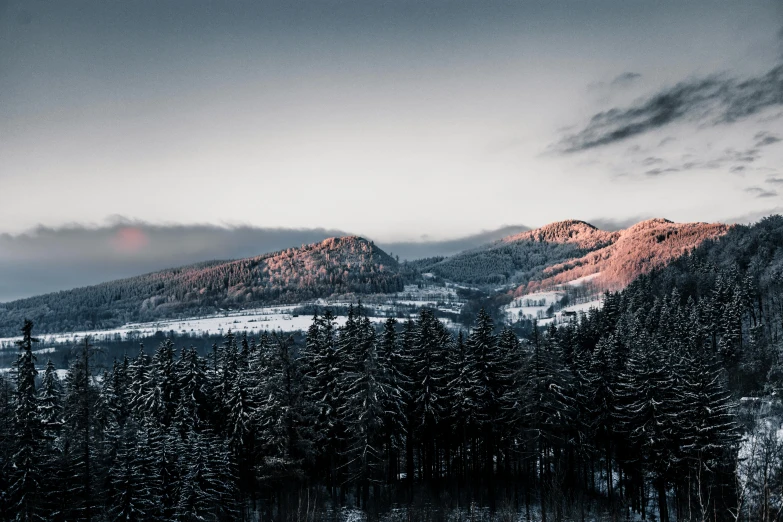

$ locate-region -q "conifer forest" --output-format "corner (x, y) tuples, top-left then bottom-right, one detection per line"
(7, 218), (783, 521)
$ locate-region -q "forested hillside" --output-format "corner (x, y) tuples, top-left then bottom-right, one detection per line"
(519, 218), (730, 294)
(0, 236), (402, 336)
(420, 220), (617, 285)
(420, 218), (726, 293)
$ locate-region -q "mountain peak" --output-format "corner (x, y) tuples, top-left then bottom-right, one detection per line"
(501, 219), (615, 248)
(517, 218), (730, 294)
(0, 235), (402, 336)
(624, 218), (674, 233)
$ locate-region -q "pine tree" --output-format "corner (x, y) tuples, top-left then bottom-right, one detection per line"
(174, 347), (208, 435)
(10, 320), (44, 522)
(411, 309), (449, 484)
(301, 310), (346, 494)
(614, 324), (677, 522)
(145, 338), (178, 427)
(255, 333), (309, 490)
(341, 316), (387, 507)
(519, 320), (573, 521)
(175, 429), (238, 521)
(466, 308), (501, 490)
(225, 353), (253, 502)
(377, 318), (408, 485)
(128, 345), (150, 421)
(106, 423), (148, 522)
(445, 331), (478, 484)
(38, 359), (62, 442)
(213, 330), (238, 431)
(60, 336), (100, 522)
(0, 374), (14, 521)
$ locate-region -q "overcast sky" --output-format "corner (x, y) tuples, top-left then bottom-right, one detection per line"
(0, 1), (782, 300)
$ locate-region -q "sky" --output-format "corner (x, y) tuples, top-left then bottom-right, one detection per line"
(0, 0), (782, 300)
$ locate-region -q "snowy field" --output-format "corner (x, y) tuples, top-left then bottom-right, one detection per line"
(537, 298), (603, 326)
(0, 308), (390, 347)
(505, 290), (565, 321)
(564, 272), (602, 287)
(0, 285), (466, 348)
(505, 275), (604, 325)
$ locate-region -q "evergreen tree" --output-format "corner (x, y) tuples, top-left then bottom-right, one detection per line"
(341, 316), (387, 507)
(38, 358), (62, 443)
(10, 320), (44, 522)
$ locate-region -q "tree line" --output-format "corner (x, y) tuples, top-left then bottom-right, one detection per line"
(0, 295), (744, 521)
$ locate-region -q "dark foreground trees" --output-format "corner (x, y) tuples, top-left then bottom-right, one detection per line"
(0, 297), (748, 521)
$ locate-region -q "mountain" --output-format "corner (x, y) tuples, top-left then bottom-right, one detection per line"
(419, 218), (728, 291)
(499, 219), (618, 249)
(517, 218), (730, 294)
(417, 220), (619, 285)
(517, 218), (731, 294)
(0, 236), (401, 336)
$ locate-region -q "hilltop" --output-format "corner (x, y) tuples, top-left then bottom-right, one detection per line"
(0, 236), (401, 336)
(418, 218), (728, 291)
(416, 219), (620, 286)
(517, 218), (730, 294)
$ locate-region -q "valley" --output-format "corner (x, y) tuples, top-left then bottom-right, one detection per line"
(0, 218), (727, 343)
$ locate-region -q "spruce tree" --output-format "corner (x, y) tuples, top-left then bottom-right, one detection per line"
(10, 320), (44, 522)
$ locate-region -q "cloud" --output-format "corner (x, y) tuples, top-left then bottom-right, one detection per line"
(726, 207), (783, 224)
(755, 131), (782, 147)
(745, 186), (778, 198)
(645, 167), (680, 177)
(0, 220), (350, 302)
(611, 72), (642, 87)
(560, 64), (783, 153)
(767, 176), (783, 184)
(588, 72), (643, 92)
(642, 156), (664, 166)
(622, 141), (766, 178)
(0, 218), (530, 302)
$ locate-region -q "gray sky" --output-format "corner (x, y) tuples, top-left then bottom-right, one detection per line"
(0, 1), (782, 299)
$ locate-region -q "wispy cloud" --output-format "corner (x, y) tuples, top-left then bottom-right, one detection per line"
(588, 72), (643, 92)
(755, 131), (782, 147)
(559, 65), (783, 153)
(630, 145), (765, 178)
(611, 72), (642, 87)
(745, 186), (778, 198)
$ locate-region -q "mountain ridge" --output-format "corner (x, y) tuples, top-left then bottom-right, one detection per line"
(0, 235), (402, 336)
(0, 218), (733, 336)
(499, 219), (619, 248)
(517, 218), (730, 294)
(421, 217), (729, 290)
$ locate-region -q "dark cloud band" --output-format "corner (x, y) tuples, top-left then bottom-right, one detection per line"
(560, 65), (783, 153)
(0, 219), (530, 302)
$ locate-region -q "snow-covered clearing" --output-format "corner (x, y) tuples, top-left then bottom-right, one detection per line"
(505, 273), (605, 325)
(506, 291), (603, 325)
(0, 284), (467, 348)
(0, 310), (393, 347)
(505, 291), (565, 322)
(564, 272), (602, 287)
